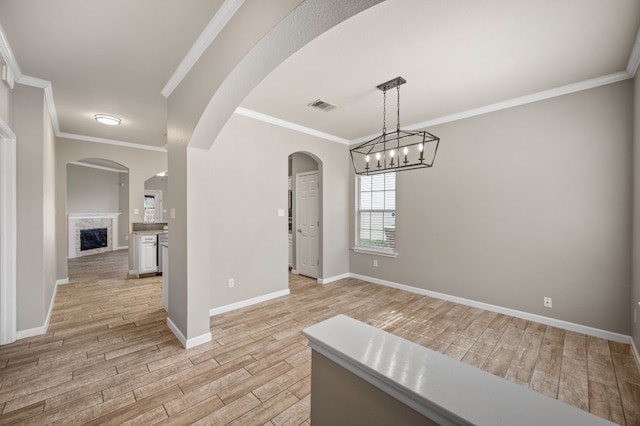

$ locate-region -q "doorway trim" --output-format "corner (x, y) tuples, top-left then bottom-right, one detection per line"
(0, 116), (17, 345)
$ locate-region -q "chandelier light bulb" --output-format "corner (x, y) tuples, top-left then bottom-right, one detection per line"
(418, 143), (424, 152)
(365, 155), (370, 162)
(403, 147), (408, 155)
(376, 153), (381, 160)
(390, 150), (395, 157)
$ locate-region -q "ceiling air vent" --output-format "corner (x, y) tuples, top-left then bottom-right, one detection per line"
(307, 99), (337, 112)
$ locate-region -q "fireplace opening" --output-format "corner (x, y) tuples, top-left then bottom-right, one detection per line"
(80, 228), (108, 251)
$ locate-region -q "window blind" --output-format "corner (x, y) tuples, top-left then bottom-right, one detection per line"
(356, 172), (396, 250)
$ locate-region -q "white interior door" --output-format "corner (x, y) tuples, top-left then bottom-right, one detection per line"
(296, 171), (319, 278)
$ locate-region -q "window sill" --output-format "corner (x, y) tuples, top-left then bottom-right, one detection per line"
(352, 246), (398, 258)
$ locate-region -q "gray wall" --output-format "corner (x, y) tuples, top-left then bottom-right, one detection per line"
(66, 164), (120, 213)
(311, 351), (437, 425)
(14, 84), (56, 332)
(186, 113), (349, 312)
(351, 81), (633, 335)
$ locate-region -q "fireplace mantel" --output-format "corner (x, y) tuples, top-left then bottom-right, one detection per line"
(68, 213), (121, 220)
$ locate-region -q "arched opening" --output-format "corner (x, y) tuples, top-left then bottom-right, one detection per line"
(288, 151), (323, 281)
(144, 171), (168, 223)
(65, 158), (129, 276)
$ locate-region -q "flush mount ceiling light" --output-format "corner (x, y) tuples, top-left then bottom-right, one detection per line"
(350, 77), (440, 175)
(94, 114), (121, 126)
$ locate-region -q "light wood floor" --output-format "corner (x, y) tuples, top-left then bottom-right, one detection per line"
(0, 249), (639, 425)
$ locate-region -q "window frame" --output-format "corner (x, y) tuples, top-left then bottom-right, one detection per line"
(353, 172), (398, 258)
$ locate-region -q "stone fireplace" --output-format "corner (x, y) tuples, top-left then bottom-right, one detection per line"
(68, 213), (121, 258)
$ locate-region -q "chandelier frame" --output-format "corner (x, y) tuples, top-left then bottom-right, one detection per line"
(350, 77), (440, 175)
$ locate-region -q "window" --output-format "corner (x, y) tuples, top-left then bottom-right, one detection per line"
(356, 172), (396, 253)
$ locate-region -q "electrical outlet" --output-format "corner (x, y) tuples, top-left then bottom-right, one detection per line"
(228, 278), (234, 288)
(543, 297), (552, 308)
(373, 259), (378, 267)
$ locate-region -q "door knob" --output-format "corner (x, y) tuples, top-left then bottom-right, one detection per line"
(297, 229), (302, 233)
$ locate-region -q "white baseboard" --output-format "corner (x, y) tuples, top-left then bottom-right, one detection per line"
(290, 269), (299, 275)
(16, 278), (59, 340)
(349, 273), (631, 344)
(209, 289), (290, 317)
(16, 325), (46, 340)
(166, 317), (212, 349)
(317, 273), (349, 285)
(115, 246), (129, 251)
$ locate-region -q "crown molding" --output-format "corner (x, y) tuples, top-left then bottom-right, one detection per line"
(58, 132), (167, 153)
(234, 106), (350, 145)
(627, 26), (640, 77)
(349, 71), (632, 145)
(18, 76), (62, 135)
(0, 22), (22, 80)
(161, 0), (245, 98)
(68, 161), (129, 174)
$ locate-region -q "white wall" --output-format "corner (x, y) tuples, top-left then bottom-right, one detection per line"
(0, 56), (12, 125)
(350, 80), (633, 335)
(186, 113), (349, 312)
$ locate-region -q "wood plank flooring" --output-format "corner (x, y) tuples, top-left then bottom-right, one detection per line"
(0, 249), (639, 424)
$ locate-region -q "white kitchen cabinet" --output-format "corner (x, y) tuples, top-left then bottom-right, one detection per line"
(134, 234), (157, 276)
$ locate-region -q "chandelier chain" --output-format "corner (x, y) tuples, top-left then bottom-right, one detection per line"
(396, 85), (401, 132)
(382, 89), (387, 134)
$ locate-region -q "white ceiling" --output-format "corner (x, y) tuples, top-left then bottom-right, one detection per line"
(0, 0), (225, 148)
(0, 0), (639, 150)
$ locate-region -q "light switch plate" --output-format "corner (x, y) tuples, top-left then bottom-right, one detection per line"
(170, 208), (176, 219)
(278, 209), (285, 217)
(134, 208), (139, 215)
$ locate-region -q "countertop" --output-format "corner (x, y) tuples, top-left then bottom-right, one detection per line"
(132, 230), (168, 236)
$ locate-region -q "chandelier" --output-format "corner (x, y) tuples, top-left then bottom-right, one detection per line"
(350, 77), (440, 175)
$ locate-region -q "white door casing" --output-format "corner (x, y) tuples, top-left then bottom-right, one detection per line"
(0, 117), (17, 345)
(296, 171), (319, 278)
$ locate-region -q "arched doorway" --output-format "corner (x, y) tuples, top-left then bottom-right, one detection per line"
(288, 151), (322, 280)
(66, 158), (129, 272)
